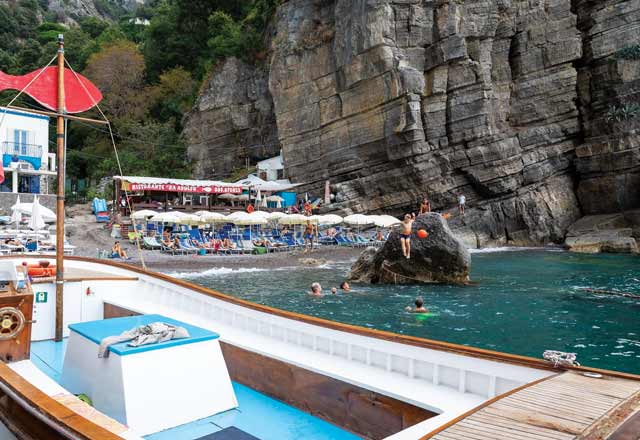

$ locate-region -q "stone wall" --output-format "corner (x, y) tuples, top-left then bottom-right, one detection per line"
(184, 0), (640, 246)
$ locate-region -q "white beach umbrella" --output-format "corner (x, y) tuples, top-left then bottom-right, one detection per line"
(266, 195), (284, 202)
(150, 212), (181, 223)
(174, 214), (204, 225)
(316, 214), (342, 225)
(227, 211), (266, 225)
(267, 211), (286, 221)
(249, 211), (270, 220)
(10, 195), (22, 227)
(130, 209), (158, 220)
(28, 196), (46, 231)
(278, 213), (309, 225)
(344, 214), (374, 226)
(12, 201), (56, 222)
(372, 215), (401, 228)
(198, 212), (228, 223)
(218, 194), (237, 200)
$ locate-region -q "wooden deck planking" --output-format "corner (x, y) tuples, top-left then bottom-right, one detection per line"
(431, 371), (640, 440)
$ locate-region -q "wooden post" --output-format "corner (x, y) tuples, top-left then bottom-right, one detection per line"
(54, 34), (65, 342)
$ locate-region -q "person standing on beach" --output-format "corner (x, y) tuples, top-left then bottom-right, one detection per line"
(400, 213), (415, 259)
(303, 221), (315, 253)
(458, 194), (466, 216)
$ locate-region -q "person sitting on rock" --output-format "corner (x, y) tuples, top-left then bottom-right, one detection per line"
(419, 197), (431, 215)
(309, 282), (323, 297)
(405, 297), (429, 314)
(400, 213), (416, 259)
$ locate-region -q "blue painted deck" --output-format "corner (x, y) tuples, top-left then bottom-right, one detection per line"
(31, 340), (360, 440)
(68, 314), (219, 356)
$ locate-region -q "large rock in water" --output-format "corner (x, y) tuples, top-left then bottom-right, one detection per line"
(349, 214), (470, 284)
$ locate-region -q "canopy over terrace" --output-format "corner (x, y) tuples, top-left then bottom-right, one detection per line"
(113, 175), (247, 215)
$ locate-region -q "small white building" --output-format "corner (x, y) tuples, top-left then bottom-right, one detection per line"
(0, 107), (56, 194)
(256, 151), (285, 182)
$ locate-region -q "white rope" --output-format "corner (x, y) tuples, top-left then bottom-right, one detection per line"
(543, 350), (580, 367)
(64, 60), (147, 269)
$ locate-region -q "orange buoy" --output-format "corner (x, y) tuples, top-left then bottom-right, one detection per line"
(417, 229), (429, 239)
(246, 204), (255, 213)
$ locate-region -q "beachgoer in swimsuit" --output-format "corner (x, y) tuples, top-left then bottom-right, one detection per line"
(400, 213), (415, 259)
(111, 241), (128, 259)
(405, 297), (429, 313)
(419, 197), (431, 215)
(303, 221), (315, 253)
(458, 194), (466, 215)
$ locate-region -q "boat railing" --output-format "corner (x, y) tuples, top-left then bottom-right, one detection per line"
(86, 260), (552, 407)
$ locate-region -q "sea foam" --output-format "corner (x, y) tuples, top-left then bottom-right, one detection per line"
(165, 267), (275, 279)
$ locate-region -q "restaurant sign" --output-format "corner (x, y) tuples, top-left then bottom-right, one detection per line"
(125, 182), (243, 194)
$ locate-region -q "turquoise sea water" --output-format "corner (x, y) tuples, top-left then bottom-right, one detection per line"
(178, 250), (640, 374)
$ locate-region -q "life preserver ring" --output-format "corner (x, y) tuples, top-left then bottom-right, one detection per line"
(247, 204), (255, 213)
(27, 265), (56, 277)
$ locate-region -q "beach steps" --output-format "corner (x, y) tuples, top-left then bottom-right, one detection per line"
(428, 370), (640, 439)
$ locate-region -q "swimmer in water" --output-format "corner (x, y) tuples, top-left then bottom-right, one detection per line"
(309, 282), (323, 297)
(405, 297), (429, 313)
(340, 281), (350, 292)
(331, 287), (337, 294)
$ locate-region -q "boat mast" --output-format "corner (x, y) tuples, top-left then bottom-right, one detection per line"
(55, 34), (65, 342)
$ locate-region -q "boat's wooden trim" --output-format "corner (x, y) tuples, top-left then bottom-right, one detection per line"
(418, 373), (559, 439)
(0, 362), (122, 440)
(10, 255), (640, 380)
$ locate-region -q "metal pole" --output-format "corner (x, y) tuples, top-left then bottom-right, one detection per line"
(54, 34), (65, 342)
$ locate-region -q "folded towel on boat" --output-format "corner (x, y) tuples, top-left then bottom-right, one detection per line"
(98, 322), (190, 358)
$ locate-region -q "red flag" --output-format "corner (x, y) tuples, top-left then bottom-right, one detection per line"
(0, 67), (102, 114)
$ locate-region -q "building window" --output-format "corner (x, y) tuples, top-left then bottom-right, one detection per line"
(13, 129), (28, 155)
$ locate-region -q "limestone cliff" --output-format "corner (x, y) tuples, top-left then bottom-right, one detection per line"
(184, 0), (640, 247)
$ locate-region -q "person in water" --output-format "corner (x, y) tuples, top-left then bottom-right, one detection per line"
(400, 213), (415, 259)
(405, 297), (429, 313)
(340, 281), (351, 292)
(331, 287), (338, 294)
(309, 282), (322, 297)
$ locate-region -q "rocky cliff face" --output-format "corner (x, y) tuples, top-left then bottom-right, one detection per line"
(184, 58), (281, 179)
(47, 0), (142, 24)
(185, 0), (640, 247)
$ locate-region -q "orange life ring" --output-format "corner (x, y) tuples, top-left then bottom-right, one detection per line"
(27, 266), (56, 277)
(247, 204), (255, 213)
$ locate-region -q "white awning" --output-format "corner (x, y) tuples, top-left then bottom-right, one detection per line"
(235, 174), (299, 192)
(115, 176), (246, 195)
